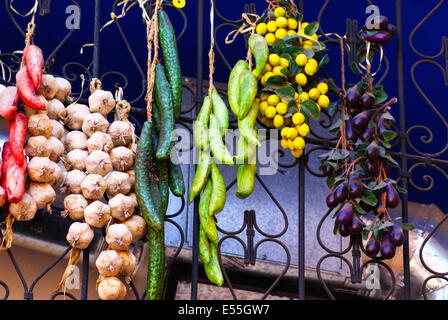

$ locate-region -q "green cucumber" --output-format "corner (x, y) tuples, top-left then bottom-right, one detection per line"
(146, 228), (165, 300)
(199, 226), (211, 265)
(154, 63), (175, 159)
(237, 70), (257, 120)
(189, 149), (211, 203)
(168, 151), (185, 197)
(199, 179), (219, 245)
(209, 162), (226, 216)
(158, 10), (182, 120)
(204, 242), (224, 287)
(193, 96), (212, 150)
(135, 121), (163, 231)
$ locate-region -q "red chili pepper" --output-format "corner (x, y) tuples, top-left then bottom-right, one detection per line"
(23, 45), (43, 90)
(16, 66), (46, 110)
(0, 186), (6, 208)
(5, 154), (27, 204)
(8, 112), (28, 166)
(1, 142), (11, 190)
(0, 86), (18, 120)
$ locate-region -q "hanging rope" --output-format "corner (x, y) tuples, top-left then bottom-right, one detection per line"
(208, 0), (216, 97)
(54, 248), (81, 293)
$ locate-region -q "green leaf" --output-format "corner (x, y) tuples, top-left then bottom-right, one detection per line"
(384, 154), (399, 168)
(373, 181), (386, 191)
(368, 121), (376, 129)
(402, 223), (416, 231)
(312, 41), (326, 52)
(326, 176), (335, 188)
(382, 140), (391, 149)
(326, 78), (340, 94)
(301, 99), (320, 120)
(350, 61), (362, 75)
(287, 101), (299, 114)
(329, 119), (342, 132)
(353, 201), (367, 215)
(373, 85), (388, 103)
(283, 35), (299, 43)
(295, 12), (303, 23)
(381, 130), (397, 141)
(361, 190), (377, 206)
(272, 39), (287, 53)
(326, 101), (338, 117)
(396, 185), (408, 194)
(379, 146), (386, 157)
(329, 149), (350, 161)
(374, 228), (383, 242)
(319, 54), (329, 68)
(287, 46), (304, 55)
(304, 21), (319, 36)
(265, 75), (285, 87)
(381, 111), (395, 121)
(304, 49), (315, 59)
(275, 84), (295, 98)
(362, 229), (370, 240)
(333, 220), (339, 235)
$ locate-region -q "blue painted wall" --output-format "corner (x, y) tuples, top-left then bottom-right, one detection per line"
(1, 0), (447, 211)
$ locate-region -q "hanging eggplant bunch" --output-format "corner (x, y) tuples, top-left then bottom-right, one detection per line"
(319, 29), (414, 261)
(361, 15), (397, 46)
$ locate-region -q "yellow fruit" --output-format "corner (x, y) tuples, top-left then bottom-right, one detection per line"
(303, 41), (313, 50)
(316, 103), (321, 112)
(294, 92), (299, 100)
(317, 82), (329, 95)
(273, 114), (284, 128)
(281, 138), (289, 150)
(261, 72), (274, 85)
(309, 88), (320, 100)
(264, 64), (273, 72)
(267, 20), (278, 33)
(265, 33), (276, 46)
(273, 66), (284, 76)
(287, 30), (297, 36)
(295, 53), (308, 66)
(298, 123), (310, 137)
(292, 112), (305, 125)
(261, 117), (274, 128)
(268, 54), (281, 66)
(283, 127), (291, 139)
(299, 92), (309, 103)
(280, 58), (289, 68)
(287, 139), (294, 150)
(308, 58), (318, 67)
(293, 137), (306, 150)
(288, 18), (298, 30)
(276, 102), (287, 115)
(265, 106), (277, 119)
(318, 95), (330, 109)
(291, 149), (304, 158)
(300, 22), (309, 31)
(267, 94), (280, 106)
(310, 34), (319, 41)
(256, 23), (268, 35)
(274, 7), (286, 18)
(276, 17), (288, 28)
(275, 28), (288, 39)
(260, 92), (269, 101)
(304, 62), (317, 76)
(289, 127), (298, 140)
(280, 127), (289, 138)
(295, 73), (307, 86)
(260, 101), (268, 115)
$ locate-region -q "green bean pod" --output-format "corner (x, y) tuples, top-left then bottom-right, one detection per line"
(204, 242), (224, 287)
(211, 87), (229, 138)
(199, 179), (219, 245)
(154, 63), (175, 159)
(135, 121), (163, 231)
(189, 149), (211, 203)
(209, 114), (234, 166)
(237, 70), (257, 120)
(228, 60), (248, 116)
(236, 132), (257, 164)
(235, 163), (257, 199)
(199, 226), (211, 265)
(248, 34), (269, 77)
(238, 100), (260, 146)
(209, 162), (226, 216)
(193, 96), (212, 150)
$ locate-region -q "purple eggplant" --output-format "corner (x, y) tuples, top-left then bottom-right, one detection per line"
(365, 237), (381, 258)
(352, 111), (370, 130)
(387, 24), (397, 36)
(360, 92), (375, 108)
(366, 140), (380, 160)
(336, 202), (354, 225)
(345, 119), (358, 142)
(389, 225), (404, 247)
(385, 181), (400, 208)
(359, 123), (375, 141)
(348, 105), (362, 116)
(348, 215), (365, 235)
(322, 162), (333, 177)
(348, 175), (363, 198)
(365, 159), (379, 175)
(364, 31), (392, 46)
(339, 223), (351, 237)
(380, 233), (396, 259)
(345, 85), (361, 107)
(326, 189), (337, 209)
(360, 201), (374, 213)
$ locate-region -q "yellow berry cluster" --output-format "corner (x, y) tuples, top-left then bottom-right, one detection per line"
(280, 111), (310, 158)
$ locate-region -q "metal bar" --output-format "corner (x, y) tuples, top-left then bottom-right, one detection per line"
(395, 0), (411, 300)
(92, 0), (101, 78)
(191, 0), (204, 300)
(298, 159), (305, 299)
(81, 247), (90, 300)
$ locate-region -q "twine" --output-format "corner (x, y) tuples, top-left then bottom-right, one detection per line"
(54, 248), (81, 293)
(89, 78), (103, 94)
(115, 87), (137, 153)
(208, 0), (216, 97)
(0, 215), (15, 251)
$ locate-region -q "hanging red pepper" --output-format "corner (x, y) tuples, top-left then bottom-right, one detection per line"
(4, 153), (27, 204)
(0, 86), (18, 120)
(16, 66), (46, 110)
(1, 142), (11, 190)
(8, 112), (28, 166)
(23, 45), (43, 90)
